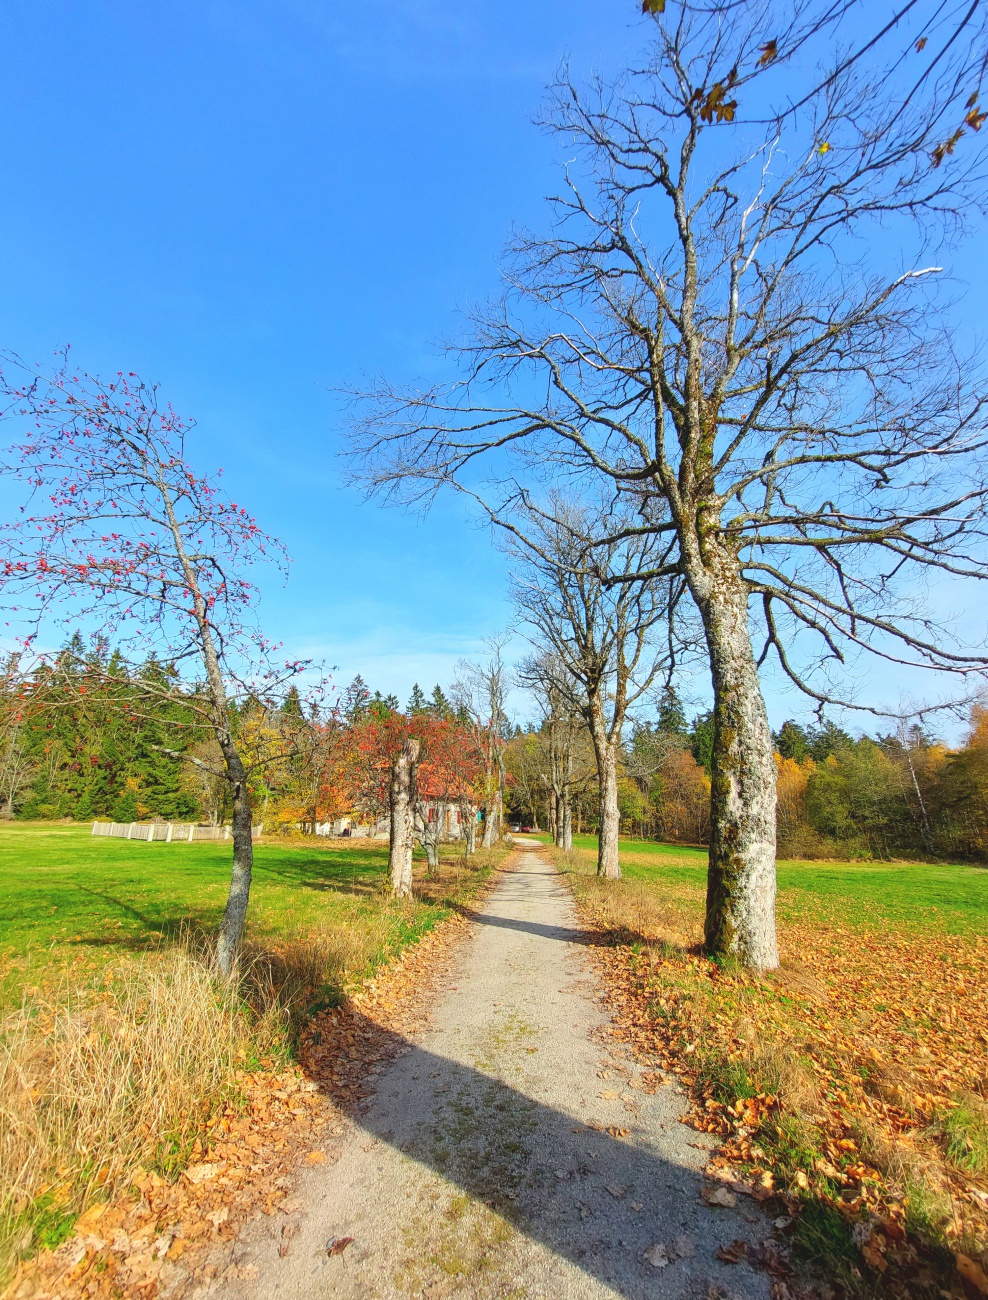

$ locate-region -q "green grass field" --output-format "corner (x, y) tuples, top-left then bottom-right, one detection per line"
(0, 822), (485, 1007)
(539, 833), (988, 934)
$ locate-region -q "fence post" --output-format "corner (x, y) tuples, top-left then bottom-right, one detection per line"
(91, 821), (97, 837)
(127, 822), (135, 840)
(166, 823), (173, 843)
(189, 824), (195, 842)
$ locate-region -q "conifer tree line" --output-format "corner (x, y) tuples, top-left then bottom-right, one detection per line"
(505, 686), (988, 865)
(0, 641), (493, 835)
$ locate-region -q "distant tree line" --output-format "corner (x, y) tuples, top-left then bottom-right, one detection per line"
(506, 687), (988, 864)
(0, 642), (497, 834)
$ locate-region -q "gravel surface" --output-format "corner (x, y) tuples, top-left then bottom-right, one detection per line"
(216, 843), (772, 1299)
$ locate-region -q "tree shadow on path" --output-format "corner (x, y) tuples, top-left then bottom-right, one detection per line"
(292, 1006), (775, 1300)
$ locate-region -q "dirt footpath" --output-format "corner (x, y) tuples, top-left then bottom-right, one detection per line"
(217, 843), (771, 1299)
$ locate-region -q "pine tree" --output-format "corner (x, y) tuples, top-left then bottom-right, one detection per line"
(775, 721), (810, 763)
(656, 686), (688, 737)
(407, 683), (428, 714)
(690, 712), (716, 774)
(429, 684), (453, 718)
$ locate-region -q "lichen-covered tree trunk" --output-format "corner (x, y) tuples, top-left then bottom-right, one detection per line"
(588, 711), (621, 879)
(389, 738), (419, 898)
(482, 792), (500, 848)
(559, 747), (573, 850)
(694, 572), (779, 971)
(462, 804), (477, 856)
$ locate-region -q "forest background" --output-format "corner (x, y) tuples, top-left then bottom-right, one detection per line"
(8, 635), (988, 867)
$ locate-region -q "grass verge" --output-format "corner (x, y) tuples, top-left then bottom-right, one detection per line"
(552, 839), (988, 1299)
(0, 823), (504, 1288)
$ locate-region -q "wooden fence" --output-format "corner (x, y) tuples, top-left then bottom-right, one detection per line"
(91, 821), (264, 842)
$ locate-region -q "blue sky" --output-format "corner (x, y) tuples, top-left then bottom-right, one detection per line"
(0, 1), (984, 734)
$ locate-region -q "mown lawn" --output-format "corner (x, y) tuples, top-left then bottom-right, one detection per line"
(0, 822), (489, 1007)
(541, 832), (988, 934)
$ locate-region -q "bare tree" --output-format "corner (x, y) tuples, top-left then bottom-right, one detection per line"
(349, 1), (988, 968)
(452, 641), (509, 848)
(0, 353), (310, 978)
(507, 496), (683, 877)
(517, 652), (581, 849)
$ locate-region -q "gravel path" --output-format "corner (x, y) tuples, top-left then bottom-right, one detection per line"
(218, 843), (771, 1299)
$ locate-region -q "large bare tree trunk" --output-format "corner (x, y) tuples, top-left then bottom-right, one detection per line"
(695, 572), (779, 971)
(215, 745), (254, 979)
(588, 709), (621, 879)
(389, 738), (419, 898)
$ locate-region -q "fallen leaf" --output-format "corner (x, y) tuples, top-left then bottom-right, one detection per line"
(671, 1234), (696, 1259)
(748, 1242), (793, 1279)
(73, 1205), (109, 1236)
(643, 1242), (670, 1268)
(183, 1161), (225, 1185)
(702, 1184), (738, 1208)
(716, 1239), (749, 1264)
(327, 1235), (354, 1257)
(306, 1150), (327, 1165)
(605, 1184), (626, 1199)
(600, 1090), (619, 1100)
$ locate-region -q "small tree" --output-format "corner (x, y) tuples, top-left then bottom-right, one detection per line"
(0, 353), (308, 977)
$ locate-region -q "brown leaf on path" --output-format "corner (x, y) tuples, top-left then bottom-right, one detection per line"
(702, 1184), (737, 1208)
(305, 1149), (326, 1164)
(642, 1242), (670, 1268)
(716, 1239), (749, 1264)
(748, 1242), (793, 1279)
(605, 1183), (626, 1198)
(327, 1235), (354, 1257)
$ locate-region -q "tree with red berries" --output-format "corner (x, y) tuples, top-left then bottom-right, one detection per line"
(0, 351), (309, 977)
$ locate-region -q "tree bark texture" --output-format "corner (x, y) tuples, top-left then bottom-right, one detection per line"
(215, 744), (254, 979)
(481, 793), (500, 849)
(588, 712), (621, 879)
(389, 738), (420, 897)
(693, 568), (779, 971)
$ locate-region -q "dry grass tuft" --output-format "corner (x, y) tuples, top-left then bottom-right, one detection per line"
(0, 949), (253, 1279)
